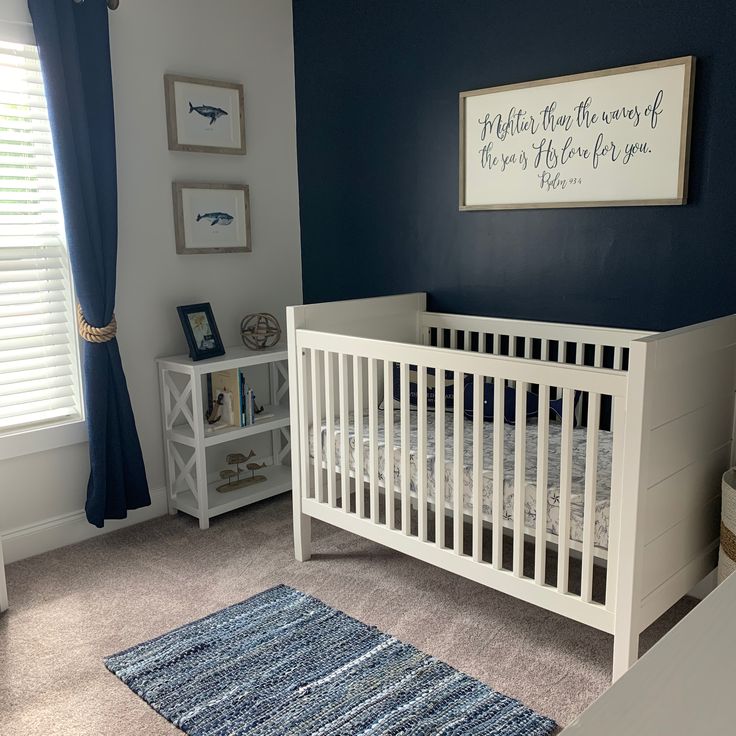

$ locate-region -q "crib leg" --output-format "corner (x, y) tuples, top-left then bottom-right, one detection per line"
(293, 507), (312, 562)
(612, 625), (639, 682)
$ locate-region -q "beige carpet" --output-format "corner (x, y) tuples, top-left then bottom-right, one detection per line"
(0, 493), (696, 735)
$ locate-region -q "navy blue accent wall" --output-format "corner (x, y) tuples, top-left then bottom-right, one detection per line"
(292, 0), (736, 331)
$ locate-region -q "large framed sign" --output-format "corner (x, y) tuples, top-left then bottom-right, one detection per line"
(459, 56), (695, 210)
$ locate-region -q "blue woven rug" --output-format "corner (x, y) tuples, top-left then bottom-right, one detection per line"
(105, 584), (556, 735)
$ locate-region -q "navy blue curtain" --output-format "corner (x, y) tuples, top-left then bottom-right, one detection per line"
(28, 0), (149, 527)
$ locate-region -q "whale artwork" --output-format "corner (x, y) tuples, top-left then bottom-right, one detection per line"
(174, 182), (250, 253)
(196, 211), (234, 227)
(166, 75), (246, 154)
(188, 102), (228, 125)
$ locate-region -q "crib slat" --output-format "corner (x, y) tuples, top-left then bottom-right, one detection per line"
(450, 330), (457, 350)
(540, 338), (549, 361)
(400, 362), (411, 534)
(513, 382), (527, 577)
(574, 344), (585, 425)
(493, 333), (501, 355)
(557, 388), (574, 593)
(368, 358), (379, 522)
(553, 341), (566, 401)
(613, 346), (623, 370)
(435, 369), (446, 548)
(472, 374), (484, 562)
(298, 348), (312, 499)
(353, 355), (365, 518)
(453, 370), (464, 554)
(581, 391), (601, 602)
(606, 395), (626, 608)
(481, 333), (488, 353)
(338, 353), (350, 512)
(311, 349), (324, 503)
(573, 344), (586, 426)
(492, 379), (505, 568)
(417, 365), (428, 541)
(575, 342), (584, 366)
(534, 384), (550, 585)
(324, 352), (337, 507)
(464, 330), (471, 351)
(524, 338), (532, 359)
(594, 343), (603, 368)
(384, 361), (395, 530)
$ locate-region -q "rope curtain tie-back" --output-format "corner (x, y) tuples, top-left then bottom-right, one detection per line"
(77, 303), (117, 343)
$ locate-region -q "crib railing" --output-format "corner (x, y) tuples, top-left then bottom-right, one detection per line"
(294, 328), (628, 630)
(420, 312), (650, 426)
(420, 312), (652, 371)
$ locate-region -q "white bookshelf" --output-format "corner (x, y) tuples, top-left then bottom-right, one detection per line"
(157, 343), (290, 529)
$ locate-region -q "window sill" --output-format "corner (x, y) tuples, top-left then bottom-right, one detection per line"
(0, 419), (87, 462)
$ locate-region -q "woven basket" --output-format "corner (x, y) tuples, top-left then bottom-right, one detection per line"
(718, 469), (736, 585)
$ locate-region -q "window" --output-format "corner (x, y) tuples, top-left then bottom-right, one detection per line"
(0, 41), (82, 436)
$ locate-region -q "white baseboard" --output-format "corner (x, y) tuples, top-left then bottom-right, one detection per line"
(1, 486), (168, 564)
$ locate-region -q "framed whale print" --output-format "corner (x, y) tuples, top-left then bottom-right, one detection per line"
(459, 56), (695, 210)
(173, 182), (252, 254)
(164, 74), (246, 154)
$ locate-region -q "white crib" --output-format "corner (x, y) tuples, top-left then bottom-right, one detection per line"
(286, 293), (736, 681)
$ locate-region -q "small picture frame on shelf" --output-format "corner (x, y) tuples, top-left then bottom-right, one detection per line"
(164, 73), (246, 155)
(172, 182), (252, 254)
(176, 302), (225, 361)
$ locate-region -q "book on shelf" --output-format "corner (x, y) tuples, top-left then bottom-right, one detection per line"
(239, 370), (247, 426)
(241, 373), (255, 426)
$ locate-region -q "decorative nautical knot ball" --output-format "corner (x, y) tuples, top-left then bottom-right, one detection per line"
(240, 312), (281, 350)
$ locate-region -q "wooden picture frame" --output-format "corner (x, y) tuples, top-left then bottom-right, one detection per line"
(176, 302), (225, 361)
(164, 74), (246, 155)
(459, 56), (695, 210)
(172, 182), (252, 254)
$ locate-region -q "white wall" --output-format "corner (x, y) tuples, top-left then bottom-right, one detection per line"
(0, 0), (302, 560)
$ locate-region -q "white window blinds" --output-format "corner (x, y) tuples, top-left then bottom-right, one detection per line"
(0, 40), (82, 434)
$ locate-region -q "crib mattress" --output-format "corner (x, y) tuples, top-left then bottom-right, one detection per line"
(310, 409), (613, 551)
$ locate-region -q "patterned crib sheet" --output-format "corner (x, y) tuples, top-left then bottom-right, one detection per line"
(310, 409), (613, 551)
